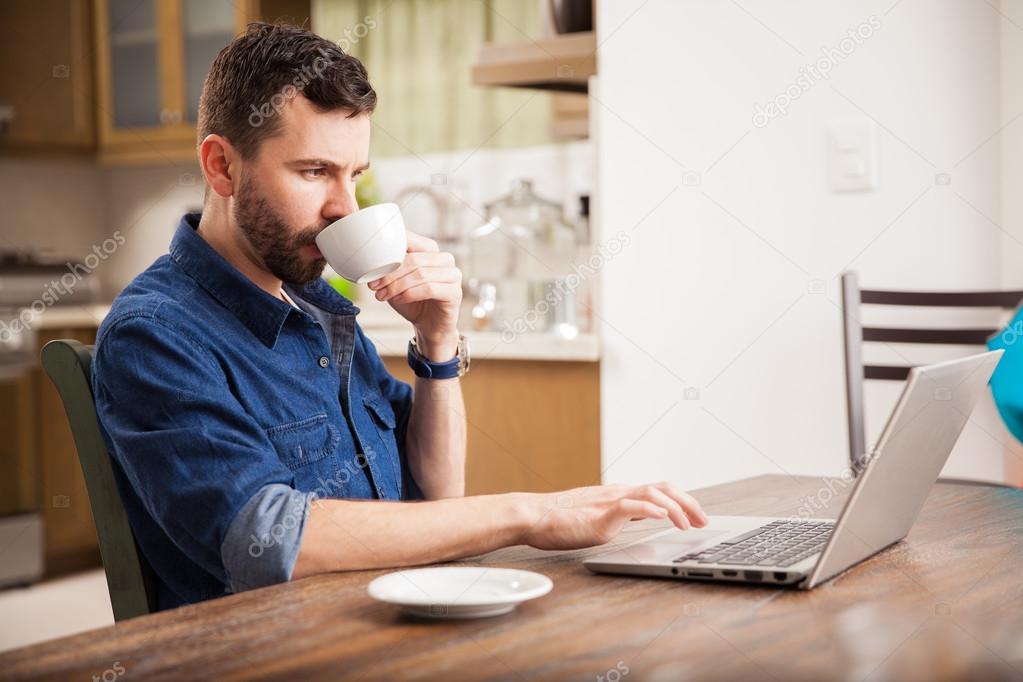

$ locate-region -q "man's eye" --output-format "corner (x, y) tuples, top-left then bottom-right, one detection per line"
(352, 170), (364, 181)
(302, 168), (326, 178)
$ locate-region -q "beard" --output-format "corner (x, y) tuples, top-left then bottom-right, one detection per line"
(233, 175), (327, 285)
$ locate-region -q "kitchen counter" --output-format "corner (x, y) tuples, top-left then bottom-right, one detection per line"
(29, 302), (600, 362)
(365, 326), (600, 362)
(27, 303), (111, 331)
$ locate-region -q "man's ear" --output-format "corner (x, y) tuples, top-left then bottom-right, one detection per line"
(199, 134), (237, 198)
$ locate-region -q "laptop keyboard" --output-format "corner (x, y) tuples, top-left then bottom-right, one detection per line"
(673, 520), (835, 568)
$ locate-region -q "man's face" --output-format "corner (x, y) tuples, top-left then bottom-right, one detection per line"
(231, 95), (370, 284)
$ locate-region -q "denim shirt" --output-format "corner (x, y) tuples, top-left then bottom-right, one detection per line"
(92, 213), (422, 611)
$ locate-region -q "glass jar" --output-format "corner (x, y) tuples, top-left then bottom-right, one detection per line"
(466, 179), (576, 335)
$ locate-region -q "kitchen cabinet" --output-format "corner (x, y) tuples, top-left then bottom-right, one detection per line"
(0, 373), (38, 517)
(32, 326), (101, 578)
(94, 0), (245, 164)
(382, 357), (602, 495)
(0, 0), (96, 154)
(0, 0), (311, 162)
(93, 0), (312, 164)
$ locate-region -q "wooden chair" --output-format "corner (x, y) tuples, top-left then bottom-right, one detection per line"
(40, 339), (157, 621)
(840, 271), (1023, 477)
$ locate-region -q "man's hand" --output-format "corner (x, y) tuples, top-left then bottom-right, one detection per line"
(518, 482), (709, 550)
(367, 231), (462, 362)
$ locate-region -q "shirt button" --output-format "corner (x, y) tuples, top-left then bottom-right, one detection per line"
(318, 356), (329, 368)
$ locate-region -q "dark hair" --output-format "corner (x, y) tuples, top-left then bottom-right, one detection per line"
(197, 22), (376, 159)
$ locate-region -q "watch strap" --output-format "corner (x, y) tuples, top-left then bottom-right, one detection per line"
(407, 339), (462, 379)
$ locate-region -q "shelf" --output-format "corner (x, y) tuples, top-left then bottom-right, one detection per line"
(471, 31), (596, 94)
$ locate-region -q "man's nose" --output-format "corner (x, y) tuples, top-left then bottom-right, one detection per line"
(322, 190), (359, 223)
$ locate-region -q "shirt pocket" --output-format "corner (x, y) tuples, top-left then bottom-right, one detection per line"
(362, 392), (402, 489)
(266, 413), (340, 471)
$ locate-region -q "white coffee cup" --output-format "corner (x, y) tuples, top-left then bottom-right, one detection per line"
(315, 203), (408, 283)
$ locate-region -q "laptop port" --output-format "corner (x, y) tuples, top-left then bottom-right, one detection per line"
(671, 567), (679, 576)
(743, 570), (763, 581)
(686, 570), (714, 578)
(774, 572), (787, 581)
(722, 570), (738, 577)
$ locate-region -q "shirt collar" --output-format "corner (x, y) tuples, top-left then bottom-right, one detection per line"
(169, 212), (359, 348)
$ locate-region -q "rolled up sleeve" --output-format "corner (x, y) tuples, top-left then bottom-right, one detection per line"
(220, 483), (317, 593)
(93, 314), (311, 593)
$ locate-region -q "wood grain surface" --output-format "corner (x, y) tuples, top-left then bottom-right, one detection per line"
(2, 474), (1022, 681)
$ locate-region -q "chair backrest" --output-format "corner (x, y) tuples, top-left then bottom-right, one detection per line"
(40, 339), (157, 621)
(840, 271), (1023, 474)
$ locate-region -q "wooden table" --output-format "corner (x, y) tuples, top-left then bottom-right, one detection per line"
(3, 475), (1023, 681)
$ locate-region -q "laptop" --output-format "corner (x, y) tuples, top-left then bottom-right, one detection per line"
(584, 350), (1004, 589)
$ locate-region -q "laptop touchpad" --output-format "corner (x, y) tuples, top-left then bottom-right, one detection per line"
(620, 528), (729, 563)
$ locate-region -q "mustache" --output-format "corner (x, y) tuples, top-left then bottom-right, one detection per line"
(294, 223), (328, 247)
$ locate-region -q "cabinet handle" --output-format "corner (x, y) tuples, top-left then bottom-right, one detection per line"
(0, 104), (14, 136)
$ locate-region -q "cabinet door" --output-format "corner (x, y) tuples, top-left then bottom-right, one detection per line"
(381, 357), (601, 495)
(94, 0), (242, 163)
(104, 0), (161, 129)
(0, 372), (37, 516)
(0, 0), (95, 151)
(94, 0), (310, 163)
(182, 0), (237, 124)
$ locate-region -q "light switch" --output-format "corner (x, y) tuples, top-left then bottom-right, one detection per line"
(827, 118), (878, 193)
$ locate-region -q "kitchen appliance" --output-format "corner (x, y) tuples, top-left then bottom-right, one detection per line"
(0, 301), (43, 588)
(0, 249), (100, 308)
(0, 249), (99, 587)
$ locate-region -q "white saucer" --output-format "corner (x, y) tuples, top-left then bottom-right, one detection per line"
(367, 567), (553, 619)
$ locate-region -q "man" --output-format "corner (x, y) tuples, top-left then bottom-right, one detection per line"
(93, 22), (707, 611)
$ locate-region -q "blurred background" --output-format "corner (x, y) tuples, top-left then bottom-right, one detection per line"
(2, 0), (1022, 651)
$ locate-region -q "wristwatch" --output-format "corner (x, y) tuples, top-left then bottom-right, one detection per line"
(407, 333), (470, 379)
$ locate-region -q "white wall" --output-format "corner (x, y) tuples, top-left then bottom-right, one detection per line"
(596, 0), (1019, 490)
(99, 165), (206, 299)
(1002, 0), (1023, 289)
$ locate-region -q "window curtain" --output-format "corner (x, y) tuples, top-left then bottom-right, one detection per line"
(312, 0), (555, 157)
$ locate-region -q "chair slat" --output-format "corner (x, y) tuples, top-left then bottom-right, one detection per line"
(860, 289), (1023, 308)
(862, 327), (997, 345)
(864, 365), (911, 381)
